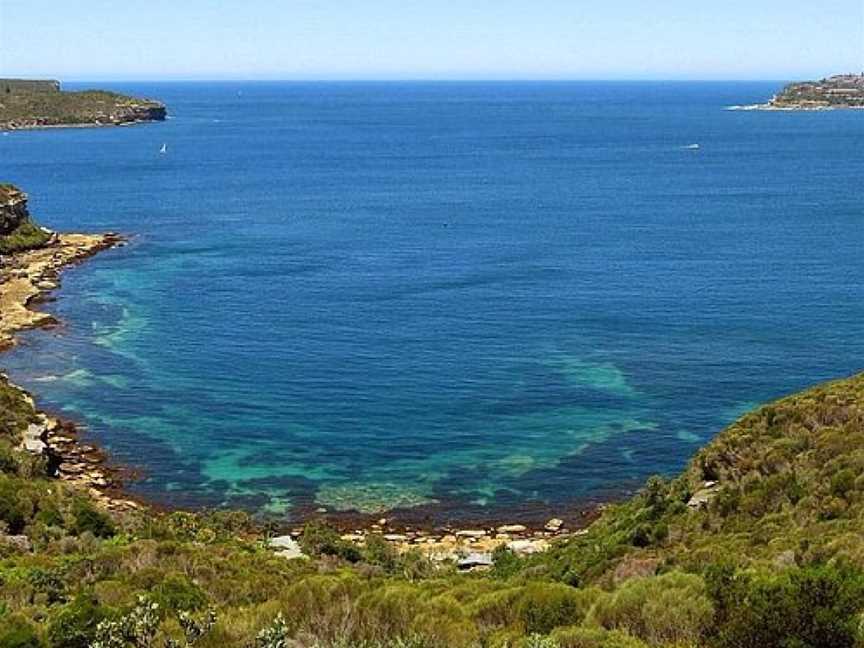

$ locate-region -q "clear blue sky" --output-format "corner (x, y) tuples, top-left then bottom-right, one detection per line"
(1, 0), (862, 80)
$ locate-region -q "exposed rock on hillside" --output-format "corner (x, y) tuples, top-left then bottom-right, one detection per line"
(0, 185), (30, 233)
(0, 185), (52, 253)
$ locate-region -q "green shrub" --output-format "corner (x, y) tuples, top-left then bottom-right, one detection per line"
(469, 586), (523, 629)
(516, 583), (596, 635)
(356, 583), (425, 640)
(34, 501), (64, 529)
(0, 219), (51, 254)
(599, 631), (650, 648)
(47, 593), (108, 648)
(707, 562), (864, 648)
(0, 476), (29, 533)
(70, 499), (115, 538)
(550, 625), (607, 648)
(549, 627), (649, 648)
(0, 442), (21, 474)
(491, 545), (523, 580)
(299, 520), (361, 562)
(831, 469), (856, 498)
(281, 573), (364, 640)
(587, 571), (712, 645)
(0, 615), (44, 648)
(27, 567), (66, 605)
(363, 533), (398, 572)
(153, 574), (208, 612)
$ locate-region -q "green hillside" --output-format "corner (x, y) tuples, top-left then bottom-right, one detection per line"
(0, 80), (166, 130)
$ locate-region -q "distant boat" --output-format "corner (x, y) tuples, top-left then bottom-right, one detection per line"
(159, 143), (167, 154)
(683, 144), (700, 150)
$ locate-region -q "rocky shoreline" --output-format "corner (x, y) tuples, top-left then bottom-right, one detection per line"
(270, 518), (585, 568)
(0, 106), (166, 131)
(0, 230), (148, 513)
(728, 102), (864, 112)
(1, 118), (163, 132)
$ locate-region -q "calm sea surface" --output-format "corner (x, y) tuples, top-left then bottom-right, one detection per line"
(2, 82), (862, 520)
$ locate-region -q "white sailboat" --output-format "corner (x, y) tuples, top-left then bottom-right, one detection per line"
(160, 143), (168, 154)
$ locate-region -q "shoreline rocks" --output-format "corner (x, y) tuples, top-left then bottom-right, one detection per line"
(0, 230), (123, 348)
(0, 228), (142, 513)
(269, 519), (572, 568)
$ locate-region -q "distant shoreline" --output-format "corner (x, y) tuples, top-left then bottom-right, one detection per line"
(1, 118), (164, 132)
(743, 74), (864, 111)
(727, 103), (864, 112)
(0, 78), (167, 132)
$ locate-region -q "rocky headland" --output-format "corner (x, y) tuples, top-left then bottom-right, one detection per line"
(0, 78), (166, 130)
(734, 73), (864, 111)
(0, 185), (122, 349)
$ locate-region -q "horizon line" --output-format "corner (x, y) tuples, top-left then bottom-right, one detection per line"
(49, 77), (800, 84)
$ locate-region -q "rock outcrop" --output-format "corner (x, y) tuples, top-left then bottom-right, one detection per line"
(0, 185), (54, 254)
(0, 185), (30, 235)
(0, 186), (122, 348)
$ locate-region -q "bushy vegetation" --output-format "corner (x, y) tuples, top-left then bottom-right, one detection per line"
(4, 371), (864, 646)
(0, 218), (52, 254)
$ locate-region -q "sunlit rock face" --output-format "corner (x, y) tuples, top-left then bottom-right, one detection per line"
(0, 185), (29, 236)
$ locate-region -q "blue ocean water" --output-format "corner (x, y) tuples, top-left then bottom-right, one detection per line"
(2, 82), (862, 520)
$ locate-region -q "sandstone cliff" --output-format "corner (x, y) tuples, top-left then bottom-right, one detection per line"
(0, 185), (30, 235)
(0, 185), (52, 254)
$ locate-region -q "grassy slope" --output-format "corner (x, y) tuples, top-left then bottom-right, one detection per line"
(535, 373), (864, 581)
(2, 368), (864, 647)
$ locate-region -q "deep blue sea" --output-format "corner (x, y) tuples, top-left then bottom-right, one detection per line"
(2, 82), (862, 521)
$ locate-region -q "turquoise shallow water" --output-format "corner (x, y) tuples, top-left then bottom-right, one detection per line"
(2, 82), (863, 520)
